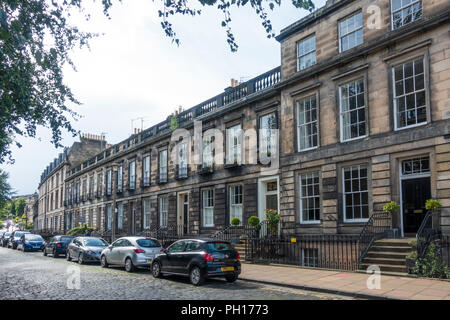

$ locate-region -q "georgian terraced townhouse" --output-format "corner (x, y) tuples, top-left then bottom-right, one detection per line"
(38, 0), (450, 250)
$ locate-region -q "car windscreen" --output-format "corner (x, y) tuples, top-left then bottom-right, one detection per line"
(60, 237), (74, 242)
(206, 242), (234, 252)
(136, 239), (161, 248)
(25, 235), (43, 241)
(83, 238), (108, 247)
(5, 233), (11, 237)
(14, 233), (24, 238)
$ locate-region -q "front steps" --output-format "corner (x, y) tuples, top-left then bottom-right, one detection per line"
(233, 243), (246, 263)
(360, 239), (413, 273)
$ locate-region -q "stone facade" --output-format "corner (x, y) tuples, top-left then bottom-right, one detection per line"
(42, 0), (450, 238)
(37, 135), (107, 232)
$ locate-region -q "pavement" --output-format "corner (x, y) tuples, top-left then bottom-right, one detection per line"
(239, 263), (450, 300)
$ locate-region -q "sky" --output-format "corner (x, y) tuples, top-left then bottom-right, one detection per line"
(1, 0), (327, 195)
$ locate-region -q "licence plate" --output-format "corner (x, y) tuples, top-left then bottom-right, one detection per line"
(146, 259), (152, 263)
(221, 266), (234, 272)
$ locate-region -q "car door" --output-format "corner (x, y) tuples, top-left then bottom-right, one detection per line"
(165, 240), (186, 274)
(19, 235), (25, 250)
(179, 241), (200, 274)
(117, 239), (133, 265)
(70, 238), (80, 257)
(107, 239), (123, 264)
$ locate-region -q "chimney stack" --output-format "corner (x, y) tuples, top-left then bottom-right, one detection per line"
(230, 78), (240, 88)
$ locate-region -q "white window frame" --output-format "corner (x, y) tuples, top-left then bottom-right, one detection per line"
(143, 155), (151, 185)
(302, 248), (319, 267)
(342, 164), (369, 223)
(202, 136), (214, 168)
(338, 11), (363, 53)
(339, 79), (367, 142)
(117, 165), (123, 192)
(227, 124), (243, 164)
(297, 95), (318, 151)
(391, 0), (422, 30)
(159, 196), (168, 227)
(259, 112), (277, 157)
(159, 150), (168, 182)
(297, 34), (316, 71)
(106, 170), (112, 195)
(202, 189), (214, 227)
(392, 57), (427, 131)
(229, 184), (243, 224)
(178, 143), (188, 177)
(143, 199), (151, 229)
(299, 172), (321, 224)
(106, 205), (112, 230)
(129, 161), (136, 189)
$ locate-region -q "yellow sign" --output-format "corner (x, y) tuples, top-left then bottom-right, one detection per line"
(290, 238), (297, 243)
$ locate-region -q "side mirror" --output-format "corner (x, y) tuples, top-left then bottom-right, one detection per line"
(108, 245), (113, 249)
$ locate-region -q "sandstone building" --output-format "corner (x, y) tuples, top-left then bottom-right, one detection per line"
(39, 0), (450, 246)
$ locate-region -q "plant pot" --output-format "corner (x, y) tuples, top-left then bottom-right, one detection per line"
(406, 258), (416, 274)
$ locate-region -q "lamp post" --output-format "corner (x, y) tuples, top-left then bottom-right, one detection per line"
(111, 163), (120, 243)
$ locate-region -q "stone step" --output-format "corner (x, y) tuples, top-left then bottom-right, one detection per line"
(360, 263), (407, 273)
(373, 239), (411, 247)
(366, 251), (410, 259)
(370, 245), (412, 253)
(362, 257), (406, 266)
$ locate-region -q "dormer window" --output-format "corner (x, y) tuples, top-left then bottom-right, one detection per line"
(297, 34), (316, 71)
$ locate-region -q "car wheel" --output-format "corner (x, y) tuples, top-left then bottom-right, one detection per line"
(43, 248), (48, 256)
(125, 258), (135, 272)
(66, 250), (72, 261)
(53, 249), (58, 258)
(100, 255), (108, 268)
(225, 274), (238, 283)
(189, 266), (205, 286)
(78, 253), (84, 265)
(152, 262), (162, 278)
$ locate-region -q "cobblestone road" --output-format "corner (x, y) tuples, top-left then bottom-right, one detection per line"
(0, 247), (352, 300)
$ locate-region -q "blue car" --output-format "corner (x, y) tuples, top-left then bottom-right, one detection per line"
(17, 234), (45, 252)
(43, 235), (74, 257)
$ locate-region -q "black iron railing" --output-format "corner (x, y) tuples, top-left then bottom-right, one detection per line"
(416, 210), (441, 259)
(211, 224), (257, 242)
(358, 212), (392, 264)
(246, 234), (360, 271)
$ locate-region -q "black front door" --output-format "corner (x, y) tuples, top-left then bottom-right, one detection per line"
(402, 177), (431, 235)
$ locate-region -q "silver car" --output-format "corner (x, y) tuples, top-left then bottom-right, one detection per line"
(100, 237), (162, 272)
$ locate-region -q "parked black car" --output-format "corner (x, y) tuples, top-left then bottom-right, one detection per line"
(67, 237), (109, 264)
(152, 239), (241, 286)
(1, 232), (11, 247)
(43, 235), (74, 258)
(7, 231), (31, 249)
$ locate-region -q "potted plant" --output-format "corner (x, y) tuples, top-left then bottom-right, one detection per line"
(406, 250), (418, 274)
(382, 201), (400, 238)
(425, 199), (442, 230)
(230, 218), (241, 244)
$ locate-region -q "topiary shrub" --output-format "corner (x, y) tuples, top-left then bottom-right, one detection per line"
(231, 217), (241, 226)
(248, 216), (260, 227)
